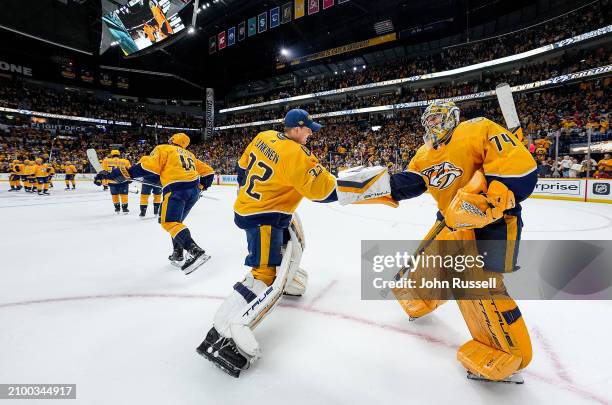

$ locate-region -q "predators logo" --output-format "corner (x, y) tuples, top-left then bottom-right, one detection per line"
(421, 162), (464, 190)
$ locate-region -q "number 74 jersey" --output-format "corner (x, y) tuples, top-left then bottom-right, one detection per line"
(234, 130), (336, 229)
(408, 117), (537, 212)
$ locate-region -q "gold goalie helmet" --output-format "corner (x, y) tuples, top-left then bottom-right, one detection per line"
(421, 100), (460, 149)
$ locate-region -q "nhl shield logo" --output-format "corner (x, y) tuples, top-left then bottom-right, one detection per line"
(593, 183), (610, 195)
(421, 162), (464, 190)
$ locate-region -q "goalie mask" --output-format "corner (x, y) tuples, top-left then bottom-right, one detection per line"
(421, 101), (460, 149)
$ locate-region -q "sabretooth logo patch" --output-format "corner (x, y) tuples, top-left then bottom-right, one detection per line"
(421, 162), (464, 190)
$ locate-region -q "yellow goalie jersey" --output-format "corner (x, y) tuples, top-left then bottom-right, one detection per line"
(136, 144), (213, 192)
(407, 117), (537, 212)
(234, 130), (336, 229)
(102, 157), (131, 184)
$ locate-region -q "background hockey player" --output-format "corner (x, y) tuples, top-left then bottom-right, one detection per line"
(95, 133), (215, 274)
(101, 150), (131, 214)
(8, 159), (23, 191)
(387, 101), (537, 382)
(139, 174), (162, 218)
(197, 109), (338, 377)
(23, 160), (36, 193)
(47, 164), (55, 189)
(64, 161), (78, 190)
(34, 158), (50, 196)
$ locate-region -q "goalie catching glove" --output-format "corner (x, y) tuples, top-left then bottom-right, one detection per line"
(443, 171), (515, 230)
(336, 166), (398, 208)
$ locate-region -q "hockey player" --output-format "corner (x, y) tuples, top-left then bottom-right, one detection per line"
(149, 0), (173, 37)
(95, 133), (215, 274)
(24, 160), (36, 193)
(47, 164), (55, 188)
(64, 161), (77, 190)
(196, 109), (339, 377)
(101, 150), (131, 214)
(34, 158), (50, 195)
(386, 101), (537, 382)
(139, 175), (162, 218)
(8, 159), (23, 191)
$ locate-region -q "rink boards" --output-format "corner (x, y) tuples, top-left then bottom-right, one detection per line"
(2, 174), (611, 204)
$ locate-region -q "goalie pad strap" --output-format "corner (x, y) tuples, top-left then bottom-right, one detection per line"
(502, 306), (522, 325)
(233, 282), (258, 303)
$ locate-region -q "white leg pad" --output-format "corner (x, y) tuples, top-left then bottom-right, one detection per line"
(284, 267), (308, 296)
(213, 225), (304, 359)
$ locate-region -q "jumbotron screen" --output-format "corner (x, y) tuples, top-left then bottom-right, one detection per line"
(102, 0), (190, 57)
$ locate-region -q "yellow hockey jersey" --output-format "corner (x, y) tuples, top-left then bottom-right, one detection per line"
(598, 159), (612, 172)
(35, 163), (50, 177)
(234, 130), (336, 228)
(102, 157), (131, 184)
(136, 144), (213, 192)
(64, 165), (78, 174)
(407, 117), (537, 212)
(24, 164), (35, 176)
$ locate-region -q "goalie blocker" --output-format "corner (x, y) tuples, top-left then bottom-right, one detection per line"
(336, 165), (398, 207)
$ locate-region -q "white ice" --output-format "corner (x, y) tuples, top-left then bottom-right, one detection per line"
(1, 183), (611, 405)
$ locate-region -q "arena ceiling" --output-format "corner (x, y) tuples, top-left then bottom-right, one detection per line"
(0, 0), (593, 98)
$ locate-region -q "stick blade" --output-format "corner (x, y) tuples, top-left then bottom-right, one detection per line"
(86, 148), (103, 173)
(495, 83), (521, 131)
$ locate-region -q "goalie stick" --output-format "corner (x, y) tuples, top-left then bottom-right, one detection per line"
(87, 148), (161, 189)
(495, 83), (524, 142)
(380, 171), (488, 298)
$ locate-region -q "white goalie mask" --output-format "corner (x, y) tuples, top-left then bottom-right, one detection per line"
(421, 101), (460, 149)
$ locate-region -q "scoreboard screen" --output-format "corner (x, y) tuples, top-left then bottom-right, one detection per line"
(102, 0), (191, 57)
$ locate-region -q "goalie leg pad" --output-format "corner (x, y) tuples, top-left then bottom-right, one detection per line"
(209, 223), (304, 369)
(456, 291), (532, 380)
(284, 267), (308, 297)
(392, 222), (476, 318)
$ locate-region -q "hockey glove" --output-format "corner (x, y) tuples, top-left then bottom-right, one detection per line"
(444, 178), (515, 230)
(93, 171), (109, 186)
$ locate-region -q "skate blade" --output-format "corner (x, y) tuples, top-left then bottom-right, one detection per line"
(467, 371), (524, 384)
(169, 260), (184, 268)
(182, 254), (211, 275)
(196, 347), (241, 378)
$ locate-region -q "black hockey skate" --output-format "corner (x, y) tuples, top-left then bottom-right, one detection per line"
(114, 203), (121, 214)
(121, 204), (129, 214)
(168, 247), (184, 267)
(196, 327), (248, 378)
(467, 371), (524, 384)
(181, 244), (210, 275)
(139, 206), (147, 219)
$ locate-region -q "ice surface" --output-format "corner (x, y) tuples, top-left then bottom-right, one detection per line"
(1, 183), (611, 404)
